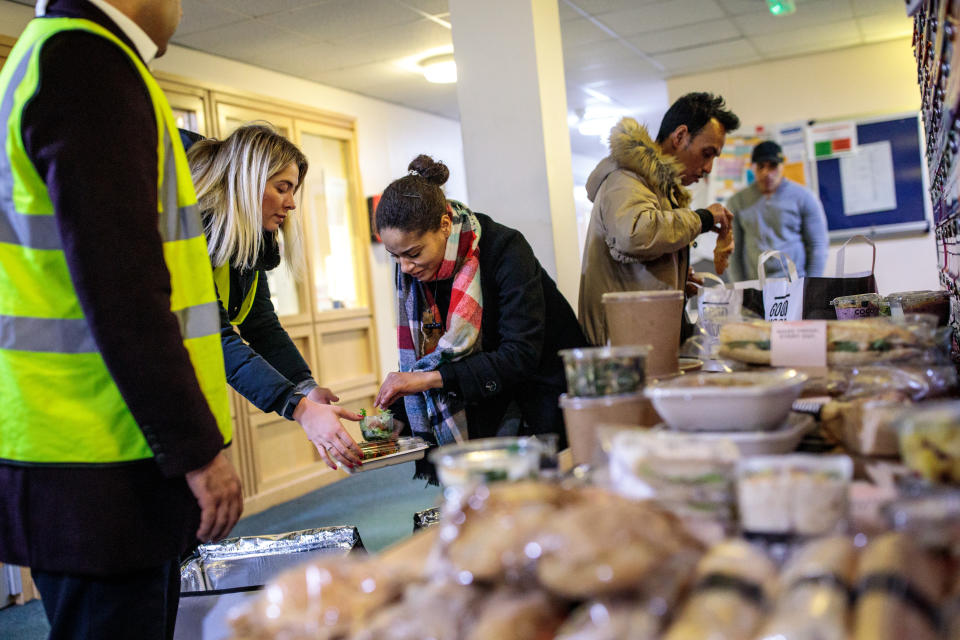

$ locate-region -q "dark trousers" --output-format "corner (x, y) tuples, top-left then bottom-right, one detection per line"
(32, 559), (180, 640)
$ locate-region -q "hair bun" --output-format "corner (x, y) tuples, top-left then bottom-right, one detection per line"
(408, 154), (449, 186)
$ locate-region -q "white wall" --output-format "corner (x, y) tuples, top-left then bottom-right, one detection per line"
(0, 0), (467, 381)
(668, 38), (937, 295)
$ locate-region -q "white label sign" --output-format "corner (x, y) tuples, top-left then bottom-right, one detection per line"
(770, 321), (827, 368)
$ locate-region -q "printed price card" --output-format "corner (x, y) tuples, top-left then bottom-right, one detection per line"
(770, 321), (827, 369)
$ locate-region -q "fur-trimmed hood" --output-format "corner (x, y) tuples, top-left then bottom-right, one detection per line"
(585, 117), (691, 208)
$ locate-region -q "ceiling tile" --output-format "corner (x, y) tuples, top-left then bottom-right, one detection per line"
(261, 0), (421, 40)
(175, 1), (249, 37)
(733, 0), (854, 36)
(564, 61), (664, 94)
(561, 18), (615, 48)
(564, 0), (662, 14)
(563, 38), (639, 66)
(204, 0), (335, 19)
(594, 0), (726, 37)
(559, 3), (582, 21)
(173, 18), (313, 59)
(716, 0), (773, 16)
(653, 38), (760, 75)
(857, 12), (914, 42)
(716, 0), (821, 16)
(627, 18), (742, 54)
(327, 19), (452, 60)
(395, 0), (450, 15)
(306, 62), (410, 91)
(749, 20), (862, 57)
(850, 0), (910, 17)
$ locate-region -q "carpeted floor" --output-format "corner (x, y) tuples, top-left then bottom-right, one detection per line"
(0, 461), (441, 639)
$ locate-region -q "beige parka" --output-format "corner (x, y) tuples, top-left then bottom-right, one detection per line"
(578, 117), (704, 346)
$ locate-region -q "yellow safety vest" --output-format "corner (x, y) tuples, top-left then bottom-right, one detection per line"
(213, 263), (258, 326)
(0, 17), (231, 464)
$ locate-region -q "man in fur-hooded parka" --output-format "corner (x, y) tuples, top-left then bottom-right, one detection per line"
(578, 100), (738, 345)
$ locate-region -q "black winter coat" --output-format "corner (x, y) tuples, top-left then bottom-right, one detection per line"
(216, 234), (316, 417)
(394, 213), (587, 443)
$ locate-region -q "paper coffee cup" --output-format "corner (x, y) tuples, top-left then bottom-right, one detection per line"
(603, 290), (684, 378)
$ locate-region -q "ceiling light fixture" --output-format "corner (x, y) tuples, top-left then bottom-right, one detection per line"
(766, 0), (796, 16)
(420, 54), (457, 84)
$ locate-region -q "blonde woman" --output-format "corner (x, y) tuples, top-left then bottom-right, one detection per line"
(185, 125), (362, 469)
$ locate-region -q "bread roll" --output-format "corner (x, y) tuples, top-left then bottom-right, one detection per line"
(853, 532), (945, 640)
(718, 320), (921, 366)
(755, 536), (857, 640)
(662, 540), (777, 640)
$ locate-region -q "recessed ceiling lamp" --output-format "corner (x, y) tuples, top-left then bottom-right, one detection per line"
(766, 0), (796, 16)
(420, 54), (457, 84)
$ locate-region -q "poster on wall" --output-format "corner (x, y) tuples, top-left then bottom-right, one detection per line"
(774, 121), (810, 186)
(806, 120), (858, 159)
(838, 141), (898, 216)
(706, 134), (764, 206)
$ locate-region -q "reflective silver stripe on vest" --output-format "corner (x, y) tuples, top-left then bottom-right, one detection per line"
(0, 315), (97, 353)
(158, 131), (204, 242)
(0, 44), (62, 251)
(176, 300), (220, 341)
(0, 302), (220, 354)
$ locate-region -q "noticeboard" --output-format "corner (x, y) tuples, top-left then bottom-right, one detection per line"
(814, 114), (931, 240)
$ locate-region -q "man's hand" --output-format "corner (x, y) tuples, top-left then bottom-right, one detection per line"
(307, 386), (338, 405)
(294, 399), (363, 470)
(685, 268), (704, 297)
(185, 452), (243, 543)
(374, 371), (443, 410)
(706, 202), (733, 236)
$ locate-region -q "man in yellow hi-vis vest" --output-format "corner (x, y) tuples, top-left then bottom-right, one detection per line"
(0, 1), (242, 638)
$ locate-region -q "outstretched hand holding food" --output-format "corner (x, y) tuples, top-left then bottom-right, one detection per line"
(374, 371), (443, 410)
(293, 399), (363, 469)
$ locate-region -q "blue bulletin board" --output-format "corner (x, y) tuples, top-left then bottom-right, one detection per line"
(814, 114), (931, 239)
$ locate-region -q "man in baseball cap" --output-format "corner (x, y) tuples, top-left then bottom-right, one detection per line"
(726, 140), (829, 281)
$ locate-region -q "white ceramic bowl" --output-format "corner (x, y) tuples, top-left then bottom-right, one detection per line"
(644, 368), (808, 432)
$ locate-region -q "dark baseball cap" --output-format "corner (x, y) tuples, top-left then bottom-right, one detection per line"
(751, 140), (784, 164)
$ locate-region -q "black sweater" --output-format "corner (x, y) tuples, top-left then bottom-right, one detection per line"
(395, 213), (587, 441)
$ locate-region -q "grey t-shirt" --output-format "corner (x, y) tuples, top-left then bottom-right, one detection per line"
(727, 179), (829, 281)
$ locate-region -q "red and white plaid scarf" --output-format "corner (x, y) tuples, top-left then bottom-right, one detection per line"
(397, 200), (482, 444)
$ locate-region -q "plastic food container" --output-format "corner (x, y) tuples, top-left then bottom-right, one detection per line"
(608, 430), (739, 539)
(737, 454), (853, 537)
(430, 437), (542, 489)
(884, 489), (960, 551)
(896, 400), (960, 484)
(558, 345), (650, 397)
(359, 409), (395, 441)
(644, 369), (808, 432)
(559, 392), (659, 466)
(830, 293), (884, 319)
(886, 290), (951, 326)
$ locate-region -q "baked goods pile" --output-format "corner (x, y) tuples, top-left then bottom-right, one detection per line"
(226, 480), (960, 640)
(228, 481), (704, 640)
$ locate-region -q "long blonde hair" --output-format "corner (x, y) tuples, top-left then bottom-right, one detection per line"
(187, 123), (308, 276)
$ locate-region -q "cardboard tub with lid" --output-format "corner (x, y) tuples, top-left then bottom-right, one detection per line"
(602, 290), (684, 378)
(559, 392), (660, 466)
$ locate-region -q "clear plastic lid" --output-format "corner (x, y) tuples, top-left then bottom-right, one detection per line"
(830, 293), (884, 308)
